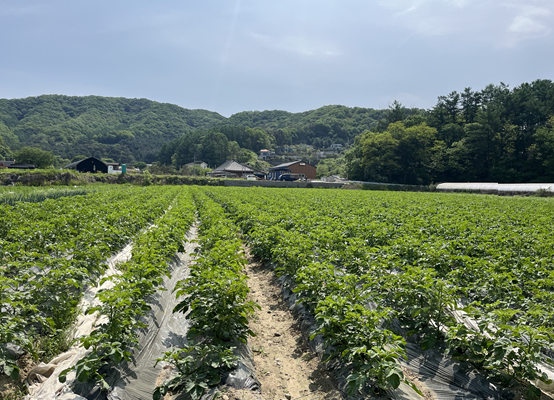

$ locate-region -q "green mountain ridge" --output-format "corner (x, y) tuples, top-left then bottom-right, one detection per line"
(0, 95), (226, 163)
(0, 95), (391, 164)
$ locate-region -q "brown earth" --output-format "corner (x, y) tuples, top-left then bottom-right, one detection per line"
(243, 248), (344, 400)
(0, 354), (36, 399)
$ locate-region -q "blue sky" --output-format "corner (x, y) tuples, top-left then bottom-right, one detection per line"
(1, 0), (552, 116)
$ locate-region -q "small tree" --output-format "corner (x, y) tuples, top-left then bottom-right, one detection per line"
(142, 170), (153, 186)
(134, 161), (148, 170)
(236, 148), (257, 165)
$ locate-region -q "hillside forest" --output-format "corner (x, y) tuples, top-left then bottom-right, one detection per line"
(0, 79), (553, 184)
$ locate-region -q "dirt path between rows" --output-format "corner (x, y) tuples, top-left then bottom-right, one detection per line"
(242, 248), (344, 400)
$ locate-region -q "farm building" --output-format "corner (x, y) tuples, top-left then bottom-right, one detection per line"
(6, 163), (36, 169)
(209, 160), (253, 178)
(106, 162), (120, 171)
(268, 161), (316, 180)
(64, 157), (108, 173)
(0, 161), (15, 168)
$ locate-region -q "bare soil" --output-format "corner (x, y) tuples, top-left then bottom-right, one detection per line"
(244, 248), (344, 400)
(0, 354), (36, 399)
(402, 366), (434, 400)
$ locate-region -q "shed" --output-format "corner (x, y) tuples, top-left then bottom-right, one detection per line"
(0, 161), (15, 168)
(268, 160), (316, 180)
(7, 163), (36, 169)
(106, 162), (121, 170)
(64, 157), (108, 173)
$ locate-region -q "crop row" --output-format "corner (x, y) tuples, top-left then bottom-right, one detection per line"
(60, 188), (196, 391)
(0, 186), (181, 382)
(0, 185), (105, 206)
(205, 187), (554, 398)
(153, 188), (259, 400)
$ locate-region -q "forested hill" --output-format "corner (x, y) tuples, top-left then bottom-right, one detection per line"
(0, 95), (392, 164)
(347, 79), (554, 184)
(3, 79), (553, 185)
(0, 95), (226, 163)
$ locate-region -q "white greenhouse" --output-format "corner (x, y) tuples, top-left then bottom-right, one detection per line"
(436, 182), (554, 194)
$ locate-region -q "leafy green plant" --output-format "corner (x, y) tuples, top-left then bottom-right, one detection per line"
(311, 295), (407, 395)
(55, 189), (195, 389)
(156, 190), (258, 399)
(153, 343), (238, 400)
(174, 266), (259, 343)
(379, 266), (457, 349)
(445, 308), (553, 393)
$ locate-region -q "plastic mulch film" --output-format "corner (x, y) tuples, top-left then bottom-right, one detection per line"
(41, 248), (193, 400)
(25, 241), (136, 400)
(397, 342), (511, 400)
(275, 271), (517, 400)
(221, 342), (261, 392)
(26, 227), (261, 400)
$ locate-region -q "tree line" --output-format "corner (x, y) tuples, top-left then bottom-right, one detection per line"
(346, 79), (554, 184)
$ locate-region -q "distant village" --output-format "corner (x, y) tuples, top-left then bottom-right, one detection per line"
(0, 143), (348, 183)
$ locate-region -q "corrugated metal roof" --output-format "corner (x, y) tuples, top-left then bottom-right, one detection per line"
(269, 160), (314, 170)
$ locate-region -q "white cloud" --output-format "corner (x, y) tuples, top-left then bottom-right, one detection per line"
(509, 16), (548, 35)
(376, 0), (554, 47)
(505, 4), (552, 44)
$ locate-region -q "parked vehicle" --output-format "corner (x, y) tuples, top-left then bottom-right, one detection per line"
(278, 174), (298, 181)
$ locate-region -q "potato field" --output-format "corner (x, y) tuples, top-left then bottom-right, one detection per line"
(1, 185), (554, 400)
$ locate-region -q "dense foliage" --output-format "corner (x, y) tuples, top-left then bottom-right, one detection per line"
(0, 186), (178, 382)
(207, 187), (554, 397)
(4, 185), (554, 399)
(60, 188), (194, 390)
(0, 95), (225, 164)
(13, 147), (58, 168)
(347, 79), (554, 184)
(226, 105), (393, 148)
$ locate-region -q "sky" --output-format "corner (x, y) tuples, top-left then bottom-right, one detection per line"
(0, 0), (553, 117)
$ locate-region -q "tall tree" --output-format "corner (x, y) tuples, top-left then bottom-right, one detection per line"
(346, 122), (439, 184)
(533, 117), (554, 181)
(14, 147), (57, 168)
(0, 136), (12, 160)
(201, 131), (228, 167)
